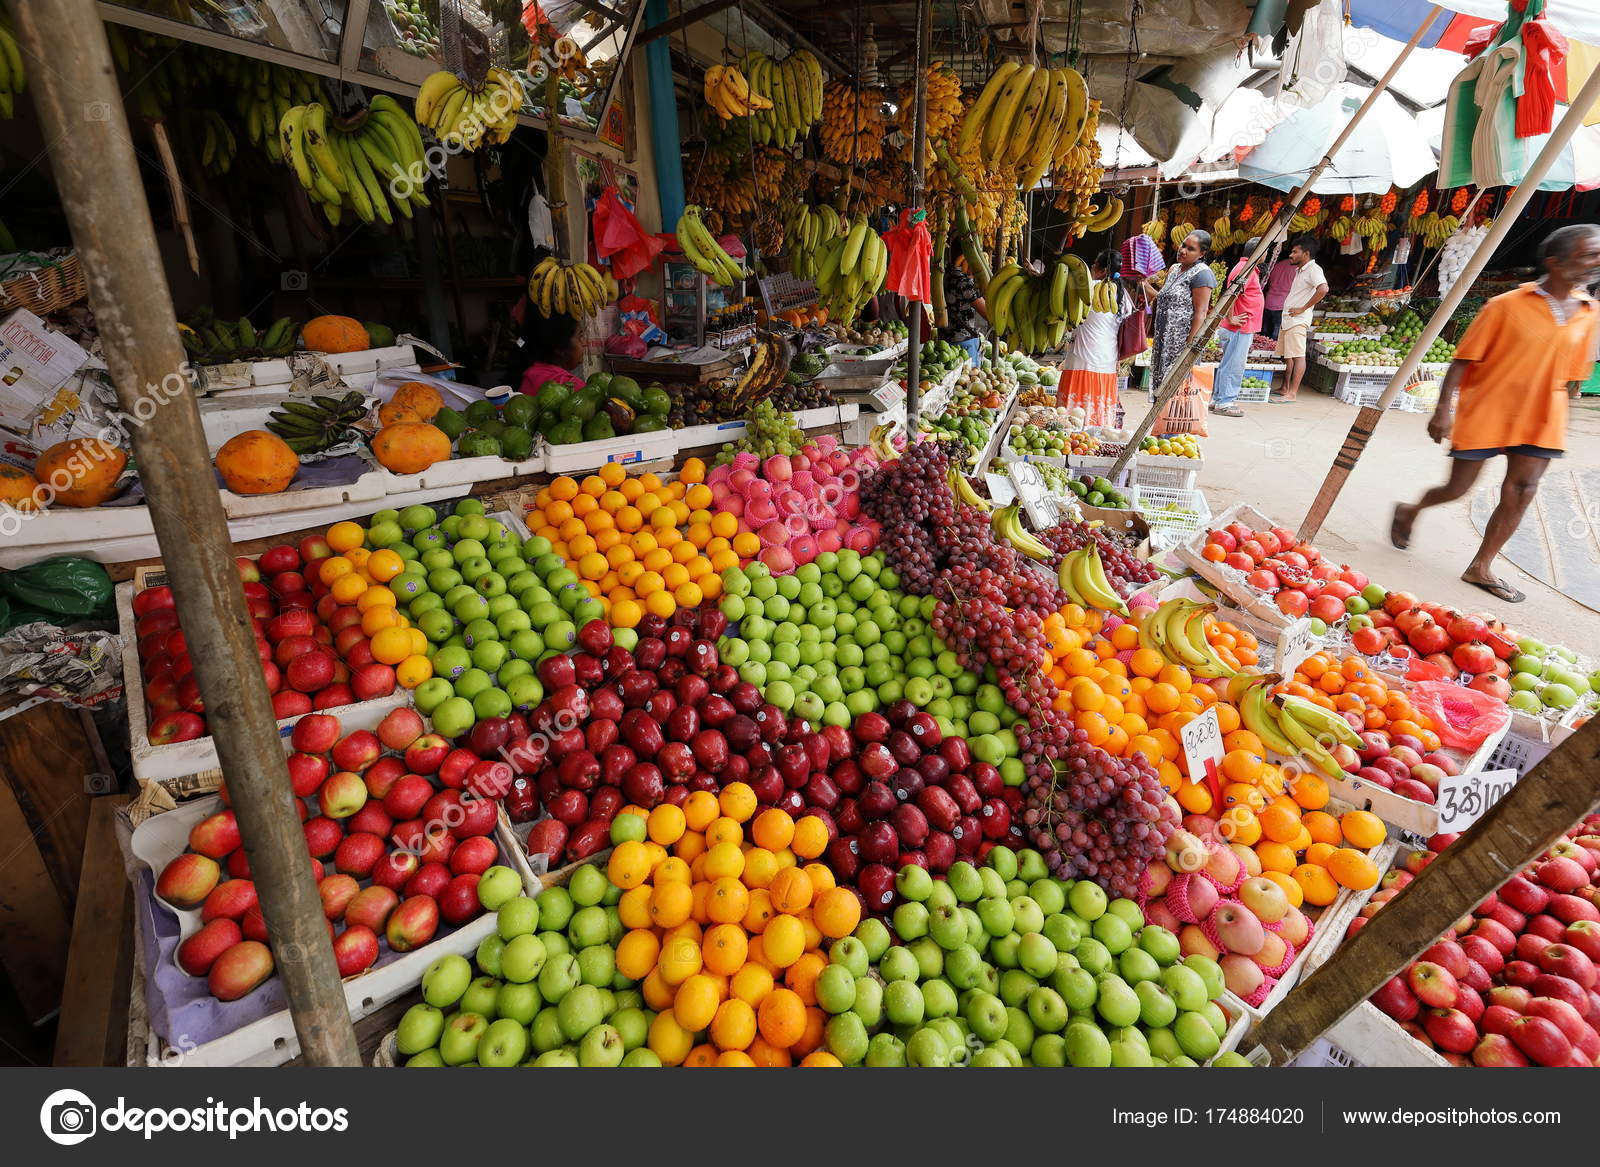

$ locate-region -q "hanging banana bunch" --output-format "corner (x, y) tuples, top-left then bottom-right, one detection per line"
(784, 202), (842, 280)
(956, 62), (1091, 190)
(413, 67), (524, 151)
(0, 10), (25, 119)
(813, 215), (887, 325)
(676, 205), (746, 286)
(1051, 99), (1105, 237)
(986, 255), (1093, 353)
(278, 96), (430, 228)
(820, 81), (885, 165)
(745, 50), (822, 146)
(704, 63), (773, 122)
(231, 59), (321, 165)
(894, 62), (964, 172)
(528, 256), (613, 320)
(688, 163), (758, 222)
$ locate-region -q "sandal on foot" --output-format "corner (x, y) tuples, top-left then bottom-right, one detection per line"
(1462, 576), (1525, 604)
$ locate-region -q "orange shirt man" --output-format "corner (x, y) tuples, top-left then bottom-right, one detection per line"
(1392, 224), (1600, 604)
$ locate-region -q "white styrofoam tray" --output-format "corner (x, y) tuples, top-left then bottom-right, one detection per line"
(540, 428), (679, 474)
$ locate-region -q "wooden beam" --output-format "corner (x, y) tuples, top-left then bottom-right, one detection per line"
(636, 0), (743, 44)
(53, 796), (133, 1068)
(745, 1), (849, 76)
(1252, 718), (1600, 1065)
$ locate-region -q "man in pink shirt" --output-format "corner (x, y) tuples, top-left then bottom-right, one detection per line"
(1261, 256), (1296, 339)
(1210, 257), (1264, 418)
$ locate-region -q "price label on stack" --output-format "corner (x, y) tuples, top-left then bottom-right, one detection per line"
(1180, 708), (1224, 786)
(1435, 768), (1519, 833)
(1007, 460), (1062, 529)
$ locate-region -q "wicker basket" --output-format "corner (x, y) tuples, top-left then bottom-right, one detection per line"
(0, 250), (86, 314)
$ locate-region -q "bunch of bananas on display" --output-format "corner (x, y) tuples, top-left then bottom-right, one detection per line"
(1136, 600), (1236, 679)
(1229, 673), (1364, 780)
(413, 67), (524, 150)
(1168, 219), (1197, 247)
(1140, 216), (1168, 241)
(703, 63), (772, 122)
(1056, 544), (1130, 615)
(194, 108), (237, 175)
(1209, 211), (1248, 251)
(782, 202), (842, 280)
(1073, 195), (1124, 236)
(688, 164), (758, 222)
(1350, 208), (1390, 253)
(820, 81), (885, 165)
(676, 205), (746, 286)
(867, 423), (901, 462)
(1050, 98), (1105, 234)
(528, 256), (613, 320)
(948, 464), (991, 513)
(812, 215), (887, 326)
(266, 392), (370, 457)
(751, 146), (788, 202)
(1288, 204), (1326, 234)
(0, 12), (26, 118)
(986, 255), (1091, 351)
(279, 96), (430, 227)
(991, 504), (1053, 562)
(180, 313), (296, 364)
(894, 62), (964, 158)
(745, 50), (822, 145)
(230, 58), (321, 165)
(956, 62), (1090, 188)
(1415, 210), (1462, 248)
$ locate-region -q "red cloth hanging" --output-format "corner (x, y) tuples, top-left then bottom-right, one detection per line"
(882, 209), (932, 306)
(1518, 16), (1569, 138)
(591, 185), (665, 281)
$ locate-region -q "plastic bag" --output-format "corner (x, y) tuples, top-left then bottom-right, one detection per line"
(592, 185), (664, 281)
(0, 556), (113, 631)
(1153, 366), (1211, 437)
(1409, 680), (1512, 752)
(883, 209), (933, 305)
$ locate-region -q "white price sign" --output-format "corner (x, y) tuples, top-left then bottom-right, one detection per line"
(984, 473), (1017, 507)
(1180, 707), (1224, 787)
(1434, 768), (1519, 833)
(1007, 460), (1061, 528)
(1276, 619), (1315, 674)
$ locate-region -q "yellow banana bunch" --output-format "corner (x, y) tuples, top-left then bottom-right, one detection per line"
(1141, 218), (1168, 241)
(1135, 600), (1236, 679)
(528, 256), (612, 319)
(820, 82), (885, 165)
(813, 215), (887, 326)
(746, 50), (821, 146)
(688, 166), (758, 221)
(676, 205), (746, 286)
(991, 505), (1054, 561)
(231, 58), (320, 166)
(704, 63), (773, 122)
(1422, 213), (1460, 247)
(895, 62), (965, 169)
(414, 67), (523, 151)
(278, 96), (430, 228)
(956, 63), (1091, 188)
(784, 202), (842, 280)
(1056, 545), (1129, 614)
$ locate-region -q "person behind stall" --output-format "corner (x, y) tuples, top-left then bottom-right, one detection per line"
(1389, 224), (1600, 604)
(1209, 254), (1264, 419)
(508, 295), (585, 400)
(1260, 248), (1297, 339)
(1056, 249), (1128, 426)
(1268, 237), (1328, 404)
(1142, 230), (1215, 401)
(942, 255), (988, 363)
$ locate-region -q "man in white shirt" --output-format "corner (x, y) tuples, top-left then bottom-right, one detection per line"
(1270, 237), (1330, 403)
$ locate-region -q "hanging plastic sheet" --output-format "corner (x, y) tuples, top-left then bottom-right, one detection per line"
(882, 209), (933, 306)
(591, 184), (665, 281)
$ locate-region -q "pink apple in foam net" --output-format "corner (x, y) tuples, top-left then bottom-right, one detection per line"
(1145, 901), (1182, 932)
(1178, 924), (1220, 960)
(1209, 901), (1265, 956)
(1220, 953), (1264, 999)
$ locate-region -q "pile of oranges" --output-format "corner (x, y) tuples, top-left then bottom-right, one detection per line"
(524, 459), (753, 630)
(607, 790), (862, 1067)
(1276, 652), (1441, 749)
(318, 522), (434, 688)
(1041, 604), (1385, 909)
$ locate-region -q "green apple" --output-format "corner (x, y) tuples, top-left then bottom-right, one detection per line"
(1027, 986), (1069, 1033)
(1136, 980), (1178, 1028)
(439, 1012), (489, 1065)
(537, 887), (574, 933)
(576, 945), (615, 987)
(892, 900), (929, 941)
(921, 978), (957, 1019)
(828, 935), (869, 977)
(1095, 973), (1141, 1028)
(879, 945), (920, 983)
(475, 865), (521, 911)
(475, 934), (506, 979)
(1140, 924), (1181, 966)
(1017, 932), (1058, 978)
(1067, 879), (1107, 921)
(430, 695), (476, 739)
(814, 964), (857, 1014)
(1092, 913), (1134, 955)
(1054, 965), (1098, 1012)
(927, 904), (968, 951)
(569, 905), (610, 948)
(422, 954), (473, 1008)
(1042, 913), (1082, 953)
(853, 916), (891, 962)
(496, 896), (541, 940)
(538, 952), (580, 1004)
(496, 981), (542, 1026)
(568, 864), (609, 907)
(823, 1012), (869, 1065)
(1010, 896), (1045, 935)
(501, 933), (548, 983)
(1106, 897), (1146, 933)
(905, 1026), (947, 1067)
(977, 896), (1015, 937)
(396, 1003), (446, 1055)
(864, 1032), (906, 1067)
(1174, 1011), (1221, 1060)
(909, 937), (944, 980)
(896, 864), (934, 903)
(460, 975), (500, 1018)
(477, 1017), (528, 1067)
(1064, 1019), (1111, 1066)
(999, 968), (1038, 1007)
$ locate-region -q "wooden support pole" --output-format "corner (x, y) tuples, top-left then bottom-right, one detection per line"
(16, 0), (360, 1066)
(1252, 718), (1600, 1064)
(1297, 59), (1600, 543)
(1105, 7), (1443, 484)
(903, 0), (932, 430)
(635, 0), (743, 45)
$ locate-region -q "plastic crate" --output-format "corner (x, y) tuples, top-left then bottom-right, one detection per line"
(1131, 453), (1202, 491)
(1485, 728), (1555, 777)
(1235, 380), (1272, 404)
(1129, 483), (1210, 539)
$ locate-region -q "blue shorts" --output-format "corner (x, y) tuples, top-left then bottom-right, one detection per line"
(1450, 445), (1563, 461)
(957, 337), (982, 364)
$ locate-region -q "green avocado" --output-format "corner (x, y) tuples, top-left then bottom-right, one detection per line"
(502, 394), (538, 428)
(586, 371), (614, 395)
(641, 386), (672, 416)
(563, 393), (598, 423)
(609, 375), (642, 405)
(474, 418), (508, 441)
(499, 428), (534, 460)
(364, 322), (396, 347)
(632, 414), (666, 433)
(465, 399), (500, 426)
(547, 419), (584, 445)
(582, 414), (616, 441)
(433, 407), (467, 440)
(535, 382), (573, 413)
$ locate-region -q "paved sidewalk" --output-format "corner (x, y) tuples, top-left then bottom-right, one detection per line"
(1129, 388), (1600, 653)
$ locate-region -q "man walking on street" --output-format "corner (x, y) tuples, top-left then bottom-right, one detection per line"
(1390, 224), (1600, 603)
(1269, 238), (1328, 404)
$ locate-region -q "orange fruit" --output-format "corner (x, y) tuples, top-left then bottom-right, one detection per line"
(1291, 863), (1340, 906)
(1339, 809), (1386, 850)
(702, 841), (745, 881)
(1289, 772), (1329, 810)
(791, 815), (828, 859)
(1327, 847), (1379, 890)
(742, 888), (775, 934)
(762, 913), (806, 968)
(730, 961), (774, 1008)
(785, 951), (827, 1005)
(396, 654), (433, 689)
(648, 1011), (694, 1065)
(648, 880), (694, 929)
(706, 876), (750, 925)
(615, 929), (660, 980)
(702, 922), (749, 975)
(813, 886), (862, 938)
(1301, 810), (1342, 846)
(1304, 841), (1339, 867)
(757, 987), (807, 1049)
(674, 973), (722, 1032)
(1260, 869), (1305, 907)
(1258, 804), (1301, 844)
(648, 803), (687, 845)
(618, 885), (653, 929)
(768, 867), (814, 913)
(1254, 840), (1297, 875)
(607, 840), (653, 889)
(325, 521), (365, 552)
(752, 807), (795, 851)
(682, 790), (720, 832)
(747, 1037), (792, 1068)
(800, 1050), (842, 1067)
(370, 625), (413, 665)
(710, 998), (757, 1051)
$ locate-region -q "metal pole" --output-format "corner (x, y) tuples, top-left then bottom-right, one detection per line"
(15, 0), (360, 1066)
(1105, 6), (1443, 484)
(1297, 60), (1600, 542)
(903, 0), (932, 430)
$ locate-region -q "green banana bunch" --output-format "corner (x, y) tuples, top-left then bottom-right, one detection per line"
(813, 215), (887, 326)
(266, 391), (369, 455)
(0, 10), (26, 120)
(181, 312), (296, 364)
(986, 254), (1090, 353)
(278, 97), (429, 228)
(676, 205), (745, 286)
(746, 49), (822, 147)
(1230, 673), (1362, 777)
(783, 202), (841, 281)
(232, 59), (320, 165)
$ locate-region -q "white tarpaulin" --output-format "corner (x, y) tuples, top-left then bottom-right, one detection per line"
(1236, 83), (1437, 193)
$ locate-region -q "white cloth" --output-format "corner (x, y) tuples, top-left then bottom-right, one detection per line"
(1285, 261), (1327, 329)
(1063, 280), (1126, 375)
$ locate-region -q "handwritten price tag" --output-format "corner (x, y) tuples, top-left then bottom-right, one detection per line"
(1007, 461), (1061, 529)
(1277, 620), (1315, 674)
(985, 473), (1017, 507)
(1180, 708), (1224, 787)
(1435, 768), (1518, 833)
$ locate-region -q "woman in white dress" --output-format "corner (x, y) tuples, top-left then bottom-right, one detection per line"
(1056, 249), (1130, 427)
